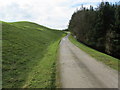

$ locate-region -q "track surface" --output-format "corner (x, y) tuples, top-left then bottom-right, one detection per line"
(59, 35), (118, 88)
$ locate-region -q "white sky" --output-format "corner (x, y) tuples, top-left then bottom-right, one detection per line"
(0, 0), (119, 29)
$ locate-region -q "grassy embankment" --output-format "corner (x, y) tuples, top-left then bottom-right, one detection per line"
(69, 35), (119, 71)
(2, 21), (65, 88)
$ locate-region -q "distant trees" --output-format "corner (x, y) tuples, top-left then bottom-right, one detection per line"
(68, 2), (120, 59)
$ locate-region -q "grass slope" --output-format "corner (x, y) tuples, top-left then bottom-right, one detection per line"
(2, 21), (65, 88)
(69, 35), (119, 71)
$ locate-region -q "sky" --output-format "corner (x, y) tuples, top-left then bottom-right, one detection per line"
(0, 0), (119, 29)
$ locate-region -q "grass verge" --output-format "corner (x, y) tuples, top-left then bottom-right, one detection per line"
(69, 35), (119, 71)
(22, 39), (63, 88)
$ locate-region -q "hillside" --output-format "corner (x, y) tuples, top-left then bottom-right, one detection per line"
(2, 21), (65, 88)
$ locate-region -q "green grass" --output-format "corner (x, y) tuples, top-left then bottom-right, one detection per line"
(2, 21), (65, 88)
(69, 35), (119, 71)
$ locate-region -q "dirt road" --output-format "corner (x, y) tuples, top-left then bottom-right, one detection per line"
(59, 35), (118, 88)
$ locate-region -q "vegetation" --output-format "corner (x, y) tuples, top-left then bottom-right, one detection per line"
(2, 21), (65, 88)
(69, 35), (119, 70)
(68, 2), (120, 59)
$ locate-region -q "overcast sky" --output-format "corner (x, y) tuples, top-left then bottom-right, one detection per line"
(0, 0), (119, 29)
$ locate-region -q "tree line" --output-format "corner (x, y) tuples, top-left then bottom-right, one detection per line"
(68, 2), (120, 59)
